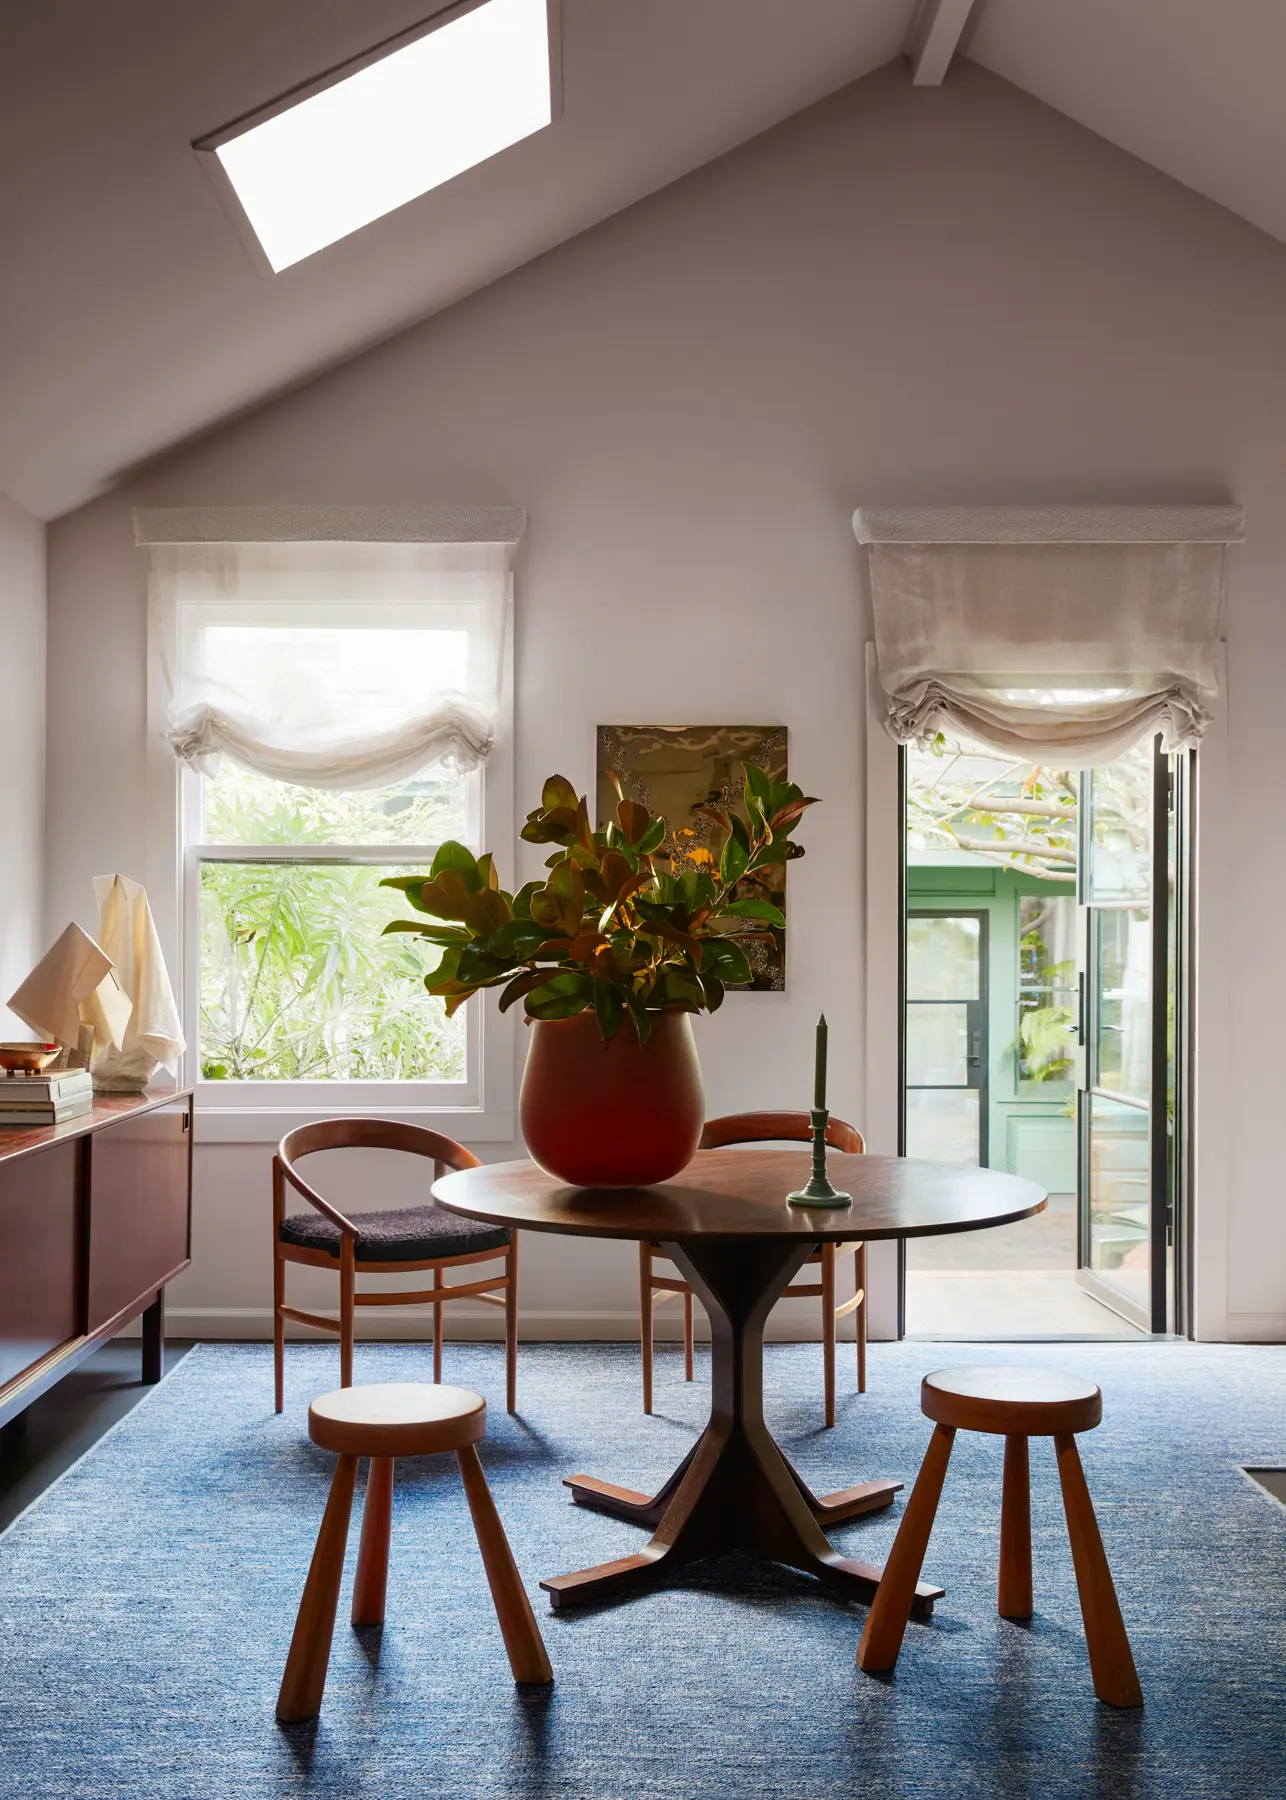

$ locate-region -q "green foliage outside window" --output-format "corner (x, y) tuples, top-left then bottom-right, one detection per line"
(198, 767), (468, 1082)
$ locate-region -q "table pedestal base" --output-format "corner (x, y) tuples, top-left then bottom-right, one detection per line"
(541, 1238), (945, 1618)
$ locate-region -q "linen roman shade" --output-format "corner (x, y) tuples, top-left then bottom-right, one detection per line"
(852, 505), (1244, 765)
(137, 505), (524, 789)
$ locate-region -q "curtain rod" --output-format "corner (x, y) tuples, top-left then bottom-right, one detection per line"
(852, 504), (1245, 545)
(134, 504), (527, 545)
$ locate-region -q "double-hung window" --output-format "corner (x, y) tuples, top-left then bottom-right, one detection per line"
(140, 508), (521, 1137)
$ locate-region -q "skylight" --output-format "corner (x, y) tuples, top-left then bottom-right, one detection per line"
(210, 0), (553, 272)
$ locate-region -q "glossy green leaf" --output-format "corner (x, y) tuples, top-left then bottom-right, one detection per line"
(718, 897), (786, 926)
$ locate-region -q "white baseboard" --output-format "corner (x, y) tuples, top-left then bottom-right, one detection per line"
(162, 1306), (887, 1343)
(1216, 1312), (1286, 1343)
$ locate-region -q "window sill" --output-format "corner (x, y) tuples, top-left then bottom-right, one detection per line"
(193, 1106), (515, 1145)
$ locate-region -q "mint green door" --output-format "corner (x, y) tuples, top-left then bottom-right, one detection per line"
(905, 910), (987, 1165)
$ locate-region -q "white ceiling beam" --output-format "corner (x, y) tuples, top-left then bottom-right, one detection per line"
(904, 0), (977, 86)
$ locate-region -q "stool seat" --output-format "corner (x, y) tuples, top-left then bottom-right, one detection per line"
(921, 1366), (1102, 1437)
(309, 1382), (486, 1457)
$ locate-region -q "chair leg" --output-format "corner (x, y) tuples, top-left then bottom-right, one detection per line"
(273, 1249), (286, 1415)
(505, 1235), (519, 1415)
(351, 1457), (395, 1627)
(639, 1242), (654, 1415)
(821, 1244), (836, 1428)
(276, 1453), (359, 1722)
(857, 1424), (955, 1674)
(433, 1285), (444, 1385)
(455, 1443), (553, 1685)
(998, 1434), (1033, 1619)
(683, 1289), (694, 1382)
(1054, 1433), (1143, 1708)
(856, 1243), (867, 1395)
(339, 1239), (355, 1389)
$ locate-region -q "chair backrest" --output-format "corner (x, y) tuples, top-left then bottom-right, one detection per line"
(699, 1110), (865, 1154)
(275, 1119), (480, 1226)
(279, 1116), (479, 1171)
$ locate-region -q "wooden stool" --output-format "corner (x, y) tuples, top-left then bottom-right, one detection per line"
(856, 1367), (1142, 1708)
(276, 1382), (553, 1721)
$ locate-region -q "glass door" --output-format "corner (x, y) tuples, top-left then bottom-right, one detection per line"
(1075, 736), (1175, 1331)
(905, 911), (988, 1165)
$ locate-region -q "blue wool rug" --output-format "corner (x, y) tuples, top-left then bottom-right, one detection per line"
(1, 1339), (1284, 1800)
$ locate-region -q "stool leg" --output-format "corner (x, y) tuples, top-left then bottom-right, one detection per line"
(683, 1289), (694, 1382)
(1053, 1433), (1143, 1708)
(857, 1424), (955, 1674)
(351, 1457), (394, 1627)
(456, 1443), (553, 1685)
(998, 1434), (1033, 1619)
(276, 1453), (359, 1722)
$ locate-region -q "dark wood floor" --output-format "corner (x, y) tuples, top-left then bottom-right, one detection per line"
(0, 1340), (192, 1533)
(1246, 1467), (1286, 1506)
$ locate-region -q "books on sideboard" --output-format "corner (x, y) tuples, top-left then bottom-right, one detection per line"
(0, 1066), (94, 1125)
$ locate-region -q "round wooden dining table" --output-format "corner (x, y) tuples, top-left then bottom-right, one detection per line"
(432, 1149), (1045, 1616)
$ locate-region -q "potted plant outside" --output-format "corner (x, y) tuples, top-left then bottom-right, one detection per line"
(383, 763), (817, 1186)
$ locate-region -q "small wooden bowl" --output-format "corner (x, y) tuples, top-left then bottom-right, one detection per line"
(0, 1043), (61, 1074)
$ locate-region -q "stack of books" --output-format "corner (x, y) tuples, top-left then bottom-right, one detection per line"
(0, 1067), (94, 1126)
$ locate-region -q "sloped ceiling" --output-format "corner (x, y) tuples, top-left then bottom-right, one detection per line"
(969, 0), (1286, 250)
(4, 0), (1286, 518)
(0, 0), (911, 518)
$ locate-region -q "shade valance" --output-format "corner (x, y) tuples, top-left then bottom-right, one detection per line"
(853, 505), (1243, 765)
(140, 507), (524, 790)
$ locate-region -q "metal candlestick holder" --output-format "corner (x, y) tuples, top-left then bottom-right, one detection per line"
(786, 1107), (852, 1208)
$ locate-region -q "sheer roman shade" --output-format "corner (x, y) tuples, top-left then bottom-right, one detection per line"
(138, 506), (524, 789)
(853, 505), (1244, 765)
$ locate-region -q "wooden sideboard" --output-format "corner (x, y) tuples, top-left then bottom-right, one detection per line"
(0, 1088), (193, 1427)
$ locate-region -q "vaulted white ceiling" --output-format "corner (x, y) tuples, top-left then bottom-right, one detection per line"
(3, 0), (1286, 518)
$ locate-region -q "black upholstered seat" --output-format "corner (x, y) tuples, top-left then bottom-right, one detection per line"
(279, 1202), (509, 1263)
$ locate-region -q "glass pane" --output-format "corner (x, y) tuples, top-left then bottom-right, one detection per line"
(1086, 1093), (1150, 1308)
(1094, 909), (1151, 1101)
(202, 761), (470, 847)
(906, 1003), (969, 1085)
(1086, 739), (1152, 903)
(1017, 894), (1078, 1085)
(906, 915), (981, 1001)
(906, 1089), (980, 1164)
(199, 862), (465, 1081)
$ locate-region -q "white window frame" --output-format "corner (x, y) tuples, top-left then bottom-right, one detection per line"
(145, 562), (516, 1148)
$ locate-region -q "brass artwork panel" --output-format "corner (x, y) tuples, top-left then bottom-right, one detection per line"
(595, 724), (789, 991)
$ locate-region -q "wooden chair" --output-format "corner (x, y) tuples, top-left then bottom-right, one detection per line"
(638, 1110), (867, 1426)
(276, 1381), (552, 1720)
(273, 1118), (519, 1414)
(856, 1366), (1143, 1708)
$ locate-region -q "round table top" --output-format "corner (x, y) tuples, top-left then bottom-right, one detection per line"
(432, 1150), (1046, 1244)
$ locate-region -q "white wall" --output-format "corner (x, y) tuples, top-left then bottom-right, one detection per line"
(0, 491), (46, 1035)
(44, 60), (1286, 1343)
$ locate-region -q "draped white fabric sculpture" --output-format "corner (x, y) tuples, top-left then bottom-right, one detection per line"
(89, 875), (185, 1092)
(140, 507), (523, 790)
(853, 505), (1244, 766)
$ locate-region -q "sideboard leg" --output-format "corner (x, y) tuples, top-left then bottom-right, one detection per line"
(141, 1290), (165, 1385)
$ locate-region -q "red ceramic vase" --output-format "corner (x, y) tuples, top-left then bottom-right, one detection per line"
(519, 1008), (705, 1188)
